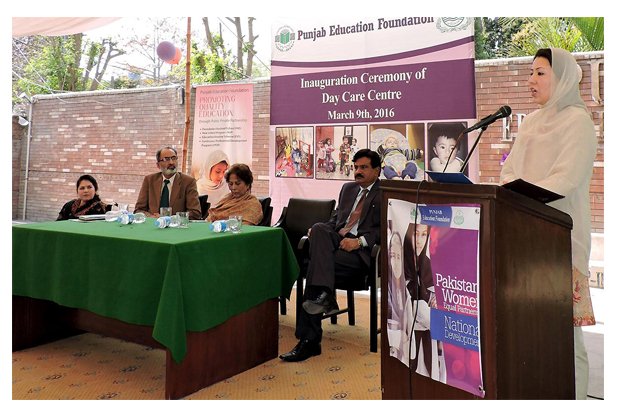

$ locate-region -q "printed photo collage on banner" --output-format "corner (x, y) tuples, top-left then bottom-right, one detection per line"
(270, 17), (476, 183)
(273, 121), (470, 180)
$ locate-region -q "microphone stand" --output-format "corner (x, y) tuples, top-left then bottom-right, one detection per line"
(442, 129), (467, 173)
(460, 126), (488, 174)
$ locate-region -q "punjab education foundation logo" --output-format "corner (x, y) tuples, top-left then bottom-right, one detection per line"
(274, 25), (296, 52)
(436, 17), (472, 33)
(453, 210), (465, 226)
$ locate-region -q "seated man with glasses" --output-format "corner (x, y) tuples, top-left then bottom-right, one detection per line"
(134, 146), (202, 219)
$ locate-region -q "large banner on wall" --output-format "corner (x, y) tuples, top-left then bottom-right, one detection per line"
(269, 17), (476, 211)
(387, 198), (484, 397)
(191, 83), (253, 202)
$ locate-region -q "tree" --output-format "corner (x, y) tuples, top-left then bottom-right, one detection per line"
(474, 18), (525, 60)
(123, 17), (187, 85)
(474, 17), (604, 60)
(499, 17), (604, 57)
(13, 34), (124, 97)
(83, 38), (124, 90)
(201, 17), (260, 80)
(168, 41), (229, 84)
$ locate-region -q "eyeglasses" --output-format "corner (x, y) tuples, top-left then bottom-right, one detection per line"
(159, 156), (178, 162)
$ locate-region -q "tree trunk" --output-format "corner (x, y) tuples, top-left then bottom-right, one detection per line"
(202, 17), (218, 55)
(246, 17), (258, 77)
(228, 17), (244, 73)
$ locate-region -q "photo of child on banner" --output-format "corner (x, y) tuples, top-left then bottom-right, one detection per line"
(387, 198), (484, 398)
(314, 125), (367, 180)
(370, 125), (425, 181)
(427, 122), (468, 173)
(274, 127), (314, 178)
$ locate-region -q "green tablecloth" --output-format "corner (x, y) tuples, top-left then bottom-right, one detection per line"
(12, 219), (299, 362)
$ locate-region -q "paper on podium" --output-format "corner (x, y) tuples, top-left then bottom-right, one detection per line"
(425, 171), (473, 184)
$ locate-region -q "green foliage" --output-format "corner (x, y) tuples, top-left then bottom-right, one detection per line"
(15, 34), (125, 96)
(167, 41), (247, 84)
(570, 17), (604, 50)
(498, 17), (603, 57)
(474, 18), (525, 60)
(110, 75), (140, 89)
(475, 17), (603, 60)
(18, 35), (81, 94)
(508, 18), (582, 55)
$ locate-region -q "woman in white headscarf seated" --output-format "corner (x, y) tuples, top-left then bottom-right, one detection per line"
(196, 149), (230, 204)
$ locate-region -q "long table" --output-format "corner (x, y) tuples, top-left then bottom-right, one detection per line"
(13, 219), (299, 399)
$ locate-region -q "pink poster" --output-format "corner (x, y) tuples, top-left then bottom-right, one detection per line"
(387, 198), (484, 397)
(191, 84), (253, 203)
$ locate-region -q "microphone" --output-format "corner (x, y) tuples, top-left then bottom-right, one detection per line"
(464, 106), (512, 133)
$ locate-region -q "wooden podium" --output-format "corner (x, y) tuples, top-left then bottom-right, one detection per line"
(380, 180), (575, 399)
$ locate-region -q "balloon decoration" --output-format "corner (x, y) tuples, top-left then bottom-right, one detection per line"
(157, 41), (176, 61)
(167, 47), (182, 65)
(157, 41), (182, 64)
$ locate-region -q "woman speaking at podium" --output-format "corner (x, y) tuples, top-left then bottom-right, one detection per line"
(500, 47), (597, 399)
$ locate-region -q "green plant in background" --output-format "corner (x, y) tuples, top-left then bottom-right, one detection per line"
(475, 17), (604, 59)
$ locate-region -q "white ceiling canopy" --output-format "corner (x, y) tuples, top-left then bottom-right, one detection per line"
(12, 17), (120, 37)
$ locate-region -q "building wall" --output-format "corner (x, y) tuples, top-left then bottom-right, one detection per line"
(14, 82), (271, 222)
(13, 54), (603, 232)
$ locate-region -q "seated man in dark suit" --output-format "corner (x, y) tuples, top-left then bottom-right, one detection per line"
(134, 146), (202, 220)
(280, 148), (381, 362)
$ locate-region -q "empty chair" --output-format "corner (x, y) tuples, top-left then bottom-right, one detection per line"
(257, 196), (273, 226)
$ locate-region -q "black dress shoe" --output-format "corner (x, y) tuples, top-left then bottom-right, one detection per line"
(302, 291), (339, 315)
(279, 339), (321, 362)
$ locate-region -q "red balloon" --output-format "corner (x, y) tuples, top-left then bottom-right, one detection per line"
(166, 48), (182, 65)
(157, 41), (176, 61)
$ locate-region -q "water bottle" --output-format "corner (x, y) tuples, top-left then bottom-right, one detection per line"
(155, 216), (172, 228)
(209, 220), (228, 232)
(117, 212), (135, 225)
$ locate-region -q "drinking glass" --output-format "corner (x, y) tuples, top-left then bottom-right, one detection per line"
(168, 214), (181, 228)
(228, 215), (242, 233)
(160, 207), (172, 217)
(133, 212), (146, 224)
(177, 212), (189, 228)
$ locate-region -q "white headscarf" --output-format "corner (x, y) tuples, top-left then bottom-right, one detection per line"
(500, 48), (597, 274)
(196, 149), (230, 203)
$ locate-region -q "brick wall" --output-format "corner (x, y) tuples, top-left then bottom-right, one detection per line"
(14, 82), (272, 222)
(13, 54), (604, 232)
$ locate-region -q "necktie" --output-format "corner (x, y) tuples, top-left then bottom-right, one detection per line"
(160, 179), (170, 208)
(339, 189), (368, 237)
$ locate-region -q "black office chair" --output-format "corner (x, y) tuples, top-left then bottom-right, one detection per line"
(297, 235), (381, 352)
(198, 195), (210, 220)
(257, 196), (273, 226)
(273, 198), (336, 316)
